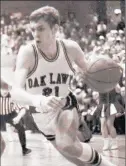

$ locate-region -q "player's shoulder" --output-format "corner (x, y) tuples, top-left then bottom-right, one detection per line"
(20, 42), (33, 50)
(15, 41), (36, 71)
(58, 38), (84, 62)
(61, 39), (80, 50)
(59, 39), (84, 60)
(19, 41), (34, 55)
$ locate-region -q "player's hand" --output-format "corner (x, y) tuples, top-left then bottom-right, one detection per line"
(43, 96), (66, 110)
(75, 72), (85, 81)
(70, 72), (85, 91)
(13, 116), (20, 124)
(34, 95), (66, 112)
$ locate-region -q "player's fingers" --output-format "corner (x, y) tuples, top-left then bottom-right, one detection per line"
(59, 97), (67, 107)
(52, 97), (64, 105)
(48, 98), (65, 109)
(48, 100), (62, 109)
(48, 101), (57, 108)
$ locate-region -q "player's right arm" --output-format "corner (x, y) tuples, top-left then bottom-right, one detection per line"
(11, 45), (65, 110)
(11, 45), (48, 108)
(11, 44), (37, 106)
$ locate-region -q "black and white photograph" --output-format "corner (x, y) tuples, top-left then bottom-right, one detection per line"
(1, 1), (125, 166)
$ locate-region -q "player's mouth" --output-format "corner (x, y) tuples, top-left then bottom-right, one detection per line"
(36, 40), (41, 43)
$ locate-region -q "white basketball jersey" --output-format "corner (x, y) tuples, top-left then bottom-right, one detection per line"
(25, 40), (76, 135)
(25, 40), (75, 98)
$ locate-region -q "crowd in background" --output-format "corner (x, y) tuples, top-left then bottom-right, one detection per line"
(1, 8), (125, 135)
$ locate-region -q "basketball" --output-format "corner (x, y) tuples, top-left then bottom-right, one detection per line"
(85, 56), (122, 93)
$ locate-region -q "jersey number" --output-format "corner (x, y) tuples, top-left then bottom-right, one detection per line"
(42, 86), (59, 96)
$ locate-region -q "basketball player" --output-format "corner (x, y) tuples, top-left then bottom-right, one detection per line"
(11, 6), (116, 166)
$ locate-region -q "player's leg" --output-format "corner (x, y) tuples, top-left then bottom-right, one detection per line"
(54, 109), (116, 166)
(0, 133), (6, 157)
(50, 109), (90, 166)
(100, 117), (110, 151)
(9, 112), (31, 155)
(51, 140), (90, 166)
(107, 114), (117, 138)
(106, 111), (118, 150)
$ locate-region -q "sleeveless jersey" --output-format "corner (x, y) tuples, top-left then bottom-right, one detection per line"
(25, 40), (76, 135)
(25, 40), (75, 97)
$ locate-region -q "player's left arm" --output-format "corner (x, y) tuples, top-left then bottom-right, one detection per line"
(64, 39), (88, 74)
(61, 40), (88, 110)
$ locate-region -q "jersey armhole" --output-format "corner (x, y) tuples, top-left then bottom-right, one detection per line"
(60, 40), (75, 74)
(27, 44), (38, 78)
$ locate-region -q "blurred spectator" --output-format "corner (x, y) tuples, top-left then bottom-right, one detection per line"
(120, 87), (125, 101)
(69, 28), (80, 43)
(116, 19), (125, 30)
(9, 29), (24, 55)
(56, 26), (66, 39)
(96, 21), (107, 38)
(110, 9), (125, 30)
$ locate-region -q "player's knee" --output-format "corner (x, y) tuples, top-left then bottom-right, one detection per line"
(57, 111), (73, 127)
(57, 109), (79, 131)
(56, 128), (76, 151)
(56, 109), (79, 151)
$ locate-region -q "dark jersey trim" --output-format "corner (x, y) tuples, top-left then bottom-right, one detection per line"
(60, 40), (75, 74)
(27, 44), (38, 78)
(36, 40), (59, 62)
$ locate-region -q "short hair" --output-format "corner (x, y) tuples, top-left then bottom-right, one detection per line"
(29, 6), (60, 28)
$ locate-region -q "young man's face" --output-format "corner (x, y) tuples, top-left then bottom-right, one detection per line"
(30, 18), (56, 44)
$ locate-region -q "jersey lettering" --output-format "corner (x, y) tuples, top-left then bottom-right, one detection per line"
(27, 73), (72, 89)
(26, 73), (73, 97)
(40, 75), (46, 86)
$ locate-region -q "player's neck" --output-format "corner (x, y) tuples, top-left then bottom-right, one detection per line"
(35, 39), (57, 58)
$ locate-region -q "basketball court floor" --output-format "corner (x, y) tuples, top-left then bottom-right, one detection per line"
(1, 132), (125, 166)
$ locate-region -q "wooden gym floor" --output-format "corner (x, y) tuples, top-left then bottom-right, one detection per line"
(1, 132), (125, 166)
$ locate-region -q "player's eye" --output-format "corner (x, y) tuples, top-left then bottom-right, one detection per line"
(37, 27), (45, 31)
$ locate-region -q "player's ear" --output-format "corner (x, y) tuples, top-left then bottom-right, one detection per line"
(52, 24), (59, 35)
